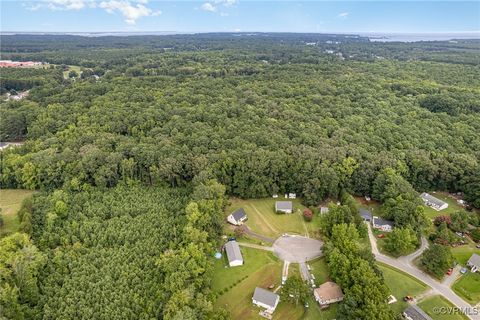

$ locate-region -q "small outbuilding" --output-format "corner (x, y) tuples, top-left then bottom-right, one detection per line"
(227, 208), (248, 226)
(252, 287), (280, 313)
(402, 305), (432, 320)
(467, 253), (480, 273)
(372, 216), (394, 232)
(275, 201), (293, 214)
(225, 241), (243, 267)
(314, 281), (344, 307)
(420, 193), (448, 211)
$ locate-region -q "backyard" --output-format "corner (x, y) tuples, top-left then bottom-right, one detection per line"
(422, 192), (470, 219)
(0, 189), (34, 237)
(417, 295), (469, 320)
(226, 198), (322, 239)
(378, 263), (429, 315)
(452, 271), (480, 305)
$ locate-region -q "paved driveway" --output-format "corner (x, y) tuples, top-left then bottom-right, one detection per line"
(273, 235), (323, 263)
(367, 224), (479, 320)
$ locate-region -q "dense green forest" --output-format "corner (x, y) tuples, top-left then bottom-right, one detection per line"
(0, 33), (479, 319)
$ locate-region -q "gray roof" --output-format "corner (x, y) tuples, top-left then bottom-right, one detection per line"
(373, 216), (394, 227)
(231, 208), (247, 221)
(468, 253), (480, 267)
(359, 209), (372, 220)
(275, 201), (293, 211)
(420, 193), (447, 207)
(253, 287), (279, 308)
(403, 305), (432, 320)
(225, 241), (243, 263)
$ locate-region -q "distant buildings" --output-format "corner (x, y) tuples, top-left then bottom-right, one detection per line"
(420, 193), (448, 211)
(313, 281), (344, 307)
(467, 253), (480, 273)
(224, 241), (243, 267)
(372, 216), (394, 232)
(403, 305), (432, 320)
(0, 60), (43, 68)
(275, 201), (293, 214)
(252, 287), (280, 313)
(227, 208), (248, 226)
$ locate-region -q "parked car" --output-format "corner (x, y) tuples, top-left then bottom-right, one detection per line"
(446, 268), (453, 276)
(460, 268), (468, 274)
(228, 237), (236, 241)
(403, 295), (413, 302)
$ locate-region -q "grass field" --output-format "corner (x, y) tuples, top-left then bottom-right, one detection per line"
(451, 241), (480, 265)
(452, 272), (480, 305)
(226, 198), (322, 239)
(418, 295), (469, 320)
(308, 258), (330, 284)
(62, 65), (83, 79)
(422, 192), (469, 219)
(378, 263), (429, 315)
(0, 189), (34, 237)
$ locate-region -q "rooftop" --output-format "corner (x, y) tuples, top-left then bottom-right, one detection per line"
(225, 241), (243, 263)
(253, 287), (279, 308)
(314, 281), (344, 301)
(373, 216), (394, 227)
(420, 192), (447, 207)
(275, 201), (293, 211)
(403, 305), (432, 320)
(231, 208), (247, 221)
(468, 253), (480, 267)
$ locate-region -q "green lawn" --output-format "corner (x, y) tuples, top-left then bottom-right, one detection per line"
(226, 198), (322, 239)
(0, 189), (34, 237)
(62, 65), (83, 79)
(451, 241), (480, 265)
(422, 192), (468, 219)
(418, 295), (469, 320)
(378, 263), (429, 315)
(452, 272), (480, 305)
(308, 258), (330, 284)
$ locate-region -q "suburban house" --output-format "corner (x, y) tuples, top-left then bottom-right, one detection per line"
(359, 208), (372, 222)
(420, 193), (448, 211)
(314, 281), (344, 307)
(403, 305), (432, 320)
(372, 216), (394, 232)
(275, 201), (293, 214)
(252, 287), (280, 313)
(227, 208), (248, 226)
(467, 253), (480, 273)
(225, 241), (243, 267)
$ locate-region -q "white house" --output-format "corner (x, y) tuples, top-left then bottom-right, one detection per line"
(225, 241), (243, 267)
(420, 193), (448, 211)
(252, 287), (280, 313)
(275, 201), (293, 214)
(467, 253), (480, 273)
(314, 282), (344, 307)
(372, 216), (394, 232)
(227, 208), (247, 226)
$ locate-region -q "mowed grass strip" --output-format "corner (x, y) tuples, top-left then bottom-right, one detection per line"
(452, 272), (480, 305)
(0, 189), (34, 237)
(226, 198), (322, 239)
(378, 263), (429, 315)
(417, 295), (469, 320)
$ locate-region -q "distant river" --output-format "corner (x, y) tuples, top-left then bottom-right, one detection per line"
(362, 33), (480, 42)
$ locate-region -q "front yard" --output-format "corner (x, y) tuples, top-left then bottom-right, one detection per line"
(417, 295), (469, 320)
(451, 241), (480, 265)
(378, 263), (429, 315)
(452, 271), (480, 305)
(226, 198), (322, 239)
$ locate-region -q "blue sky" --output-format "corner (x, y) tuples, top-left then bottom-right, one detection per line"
(1, 1), (479, 33)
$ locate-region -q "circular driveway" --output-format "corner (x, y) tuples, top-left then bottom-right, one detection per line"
(273, 235), (323, 263)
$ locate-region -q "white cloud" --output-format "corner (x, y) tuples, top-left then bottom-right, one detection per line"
(337, 12), (349, 18)
(23, 0), (160, 24)
(201, 2), (216, 12)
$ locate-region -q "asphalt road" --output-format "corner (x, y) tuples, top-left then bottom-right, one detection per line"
(367, 224), (479, 320)
(273, 235), (323, 263)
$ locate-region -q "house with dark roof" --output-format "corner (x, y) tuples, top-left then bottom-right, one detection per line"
(252, 287), (280, 313)
(403, 305), (432, 320)
(314, 281), (344, 307)
(467, 253), (480, 273)
(275, 201), (293, 214)
(225, 241), (243, 267)
(373, 216), (394, 232)
(420, 193), (448, 211)
(359, 209), (372, 222)
(227, 208), (247, 226)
